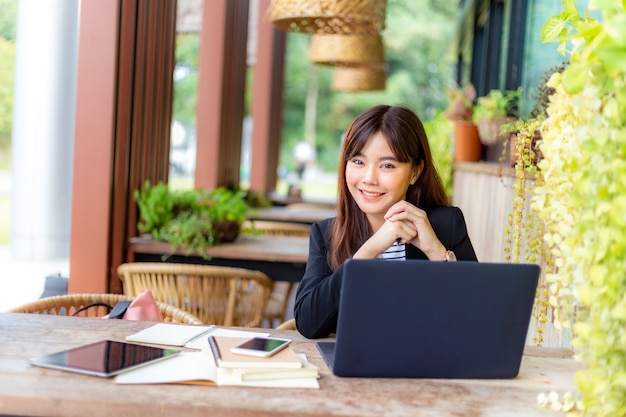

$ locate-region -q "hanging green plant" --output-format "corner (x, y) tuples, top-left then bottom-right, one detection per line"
(499, 115), (555, 347)
(533, 0), (626, 415)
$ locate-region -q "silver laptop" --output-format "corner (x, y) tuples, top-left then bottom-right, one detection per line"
(317, 259), (540, 379)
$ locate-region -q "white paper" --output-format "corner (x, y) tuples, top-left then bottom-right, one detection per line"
(125, 323), (217, 346)
(126, 323), (271, 348)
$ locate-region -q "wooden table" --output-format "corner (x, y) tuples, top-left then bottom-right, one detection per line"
(128, 235), (308, 282)
(1, 313), (580, 417)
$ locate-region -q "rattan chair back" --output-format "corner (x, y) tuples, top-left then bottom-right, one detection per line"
(276, 318), (296, 330)
(9, 293), (204, 325)
(117, 263), (274, 327)
(241, 221), (307, 326)
(243, 220), (311, 237)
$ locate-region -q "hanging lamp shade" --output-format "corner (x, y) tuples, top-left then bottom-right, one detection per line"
(310, 33), (384, 66)
(332, 64), (386, 92)
(269, 0), (386, 35)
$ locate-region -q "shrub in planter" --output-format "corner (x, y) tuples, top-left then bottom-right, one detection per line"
(134, 181), (250, 257)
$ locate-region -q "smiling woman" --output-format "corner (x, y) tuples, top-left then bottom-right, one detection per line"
(293, 105), (478, 339)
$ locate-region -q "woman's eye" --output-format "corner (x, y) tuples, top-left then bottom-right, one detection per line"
(381, 163), (395, 169)
(350, 158), (363, 166)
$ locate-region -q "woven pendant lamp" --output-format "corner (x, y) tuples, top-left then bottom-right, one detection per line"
(309, 33), (384, 66)
(269, 0), (386, 35)
(332, 64), (386, 92)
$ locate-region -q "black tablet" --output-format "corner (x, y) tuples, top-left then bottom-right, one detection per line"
(28, 340), (180, 377)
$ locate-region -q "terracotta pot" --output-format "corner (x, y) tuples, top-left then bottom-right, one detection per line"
(454, 121), (482, 162)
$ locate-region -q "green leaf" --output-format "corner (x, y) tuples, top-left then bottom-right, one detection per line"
(542, 16), (567, 43)
(561, 62), (588, 94)
(595, 44), (626, 72)
(603, 14), (626, 46)
(589, 0), (623, 11)
(562, 0), (582, 22)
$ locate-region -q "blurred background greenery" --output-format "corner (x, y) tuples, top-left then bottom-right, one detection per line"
(0, 0), (17, 245)
(0, 0), (459, 245)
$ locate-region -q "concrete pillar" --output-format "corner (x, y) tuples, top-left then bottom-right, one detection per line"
(11, 0), (79, 259)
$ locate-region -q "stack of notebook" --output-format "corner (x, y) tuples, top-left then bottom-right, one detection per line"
(116, 324), (319, 388)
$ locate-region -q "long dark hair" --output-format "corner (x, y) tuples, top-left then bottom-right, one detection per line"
(329, 105), (449, 270)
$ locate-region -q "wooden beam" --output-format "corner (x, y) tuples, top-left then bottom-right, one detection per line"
(250, 0), (286, 194)
(69, 0), (119, 293)
(195, 0), (249, 189)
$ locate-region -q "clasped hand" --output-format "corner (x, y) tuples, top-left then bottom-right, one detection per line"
(356, 201), (445, 260)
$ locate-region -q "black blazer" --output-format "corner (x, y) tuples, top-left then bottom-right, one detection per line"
(294, 206), (478, 339)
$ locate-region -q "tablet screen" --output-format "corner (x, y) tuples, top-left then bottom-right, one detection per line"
(28, 340), (180, 377)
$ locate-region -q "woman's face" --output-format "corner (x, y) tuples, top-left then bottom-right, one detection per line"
(345, 132), (418, 226)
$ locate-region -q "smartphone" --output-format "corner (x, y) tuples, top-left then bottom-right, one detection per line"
(229, 337), (292, 358)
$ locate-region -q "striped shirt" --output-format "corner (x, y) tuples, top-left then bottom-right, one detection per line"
(377, 241), (406, 261)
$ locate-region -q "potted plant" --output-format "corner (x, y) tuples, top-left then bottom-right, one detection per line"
(493, 65), (576, 353)
(443, 82), (475, 122)
(499, 64), (568, 169)
(497, 69), (565, 350)
(443, 83), (482, 162)
(134, 181), (250, 257)
(472, 88), (521, 146)
(501, 117), (544, 168)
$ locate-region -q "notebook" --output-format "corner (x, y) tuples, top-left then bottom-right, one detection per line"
(207, 336), (303, 369)
(317, 259), (540, 379)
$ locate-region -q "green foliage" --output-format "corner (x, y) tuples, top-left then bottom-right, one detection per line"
(0, 0), (17, 41)
(196, 187), (249, 224)
(160, 210), (216, 256)
(172, 34), (199, 126)
(134, 181), (250, 257)
(0, 37), (15, 150)
(0, 0), (17, 152)
(240, 189), (272, 208)
(472, 88), (521, 122)
(529, 63), (568, 119)
(280, 0), (459, 174)
(135, 181), (172, 235)
(531, 1), (626, 415)
(0, 194), (9, 245)
(423, 112), (453, 198)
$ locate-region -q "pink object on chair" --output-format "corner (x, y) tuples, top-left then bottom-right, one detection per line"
(123, 290), (163, 322)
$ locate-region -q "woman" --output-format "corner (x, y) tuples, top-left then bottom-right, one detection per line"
(294, 105), (477, 339)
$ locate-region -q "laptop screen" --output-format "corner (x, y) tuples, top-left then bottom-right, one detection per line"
(321, 259), (539, 379)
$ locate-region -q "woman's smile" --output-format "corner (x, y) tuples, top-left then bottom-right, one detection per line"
(358, 189), (385, 199)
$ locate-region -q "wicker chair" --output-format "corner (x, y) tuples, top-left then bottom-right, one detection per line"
(117, 262), (274, 327)
(242, 220), (311, 237)
(9, 293), (204, 325)
(242, 220), (309, 327)
(263, 282), (297, 328)
(276, 318), (296, 330)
